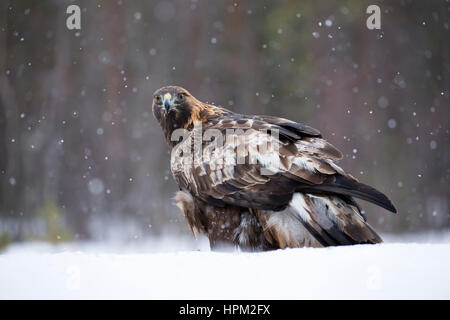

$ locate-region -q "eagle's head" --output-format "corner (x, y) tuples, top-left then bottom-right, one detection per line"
(152, 86), (215, 146)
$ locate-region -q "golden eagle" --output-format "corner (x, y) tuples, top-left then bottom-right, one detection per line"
(152, 86), (396, 250)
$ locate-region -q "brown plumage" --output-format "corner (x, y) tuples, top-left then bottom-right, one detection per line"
(152, 86), (397, 251)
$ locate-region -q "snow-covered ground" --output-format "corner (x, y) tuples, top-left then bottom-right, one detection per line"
(1, 234), (450, 299)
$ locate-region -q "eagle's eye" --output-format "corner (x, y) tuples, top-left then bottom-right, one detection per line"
(154, 95), (162, 103)
(177, 93), (185, 101)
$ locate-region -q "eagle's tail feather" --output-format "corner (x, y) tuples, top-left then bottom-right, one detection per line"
(301, 175), (397, 214)
(288, 193), (382, 247)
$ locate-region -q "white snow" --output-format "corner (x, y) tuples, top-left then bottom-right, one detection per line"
(1, 236), (450, 299)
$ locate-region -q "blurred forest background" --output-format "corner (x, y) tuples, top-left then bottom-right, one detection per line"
(0, 0), (449, 248)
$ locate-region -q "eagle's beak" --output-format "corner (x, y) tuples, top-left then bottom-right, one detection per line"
(163, 93), (173, 112)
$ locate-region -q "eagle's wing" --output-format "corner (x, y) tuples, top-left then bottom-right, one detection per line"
(253, 114), (322, 138)
(171, 113), (396, 215)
